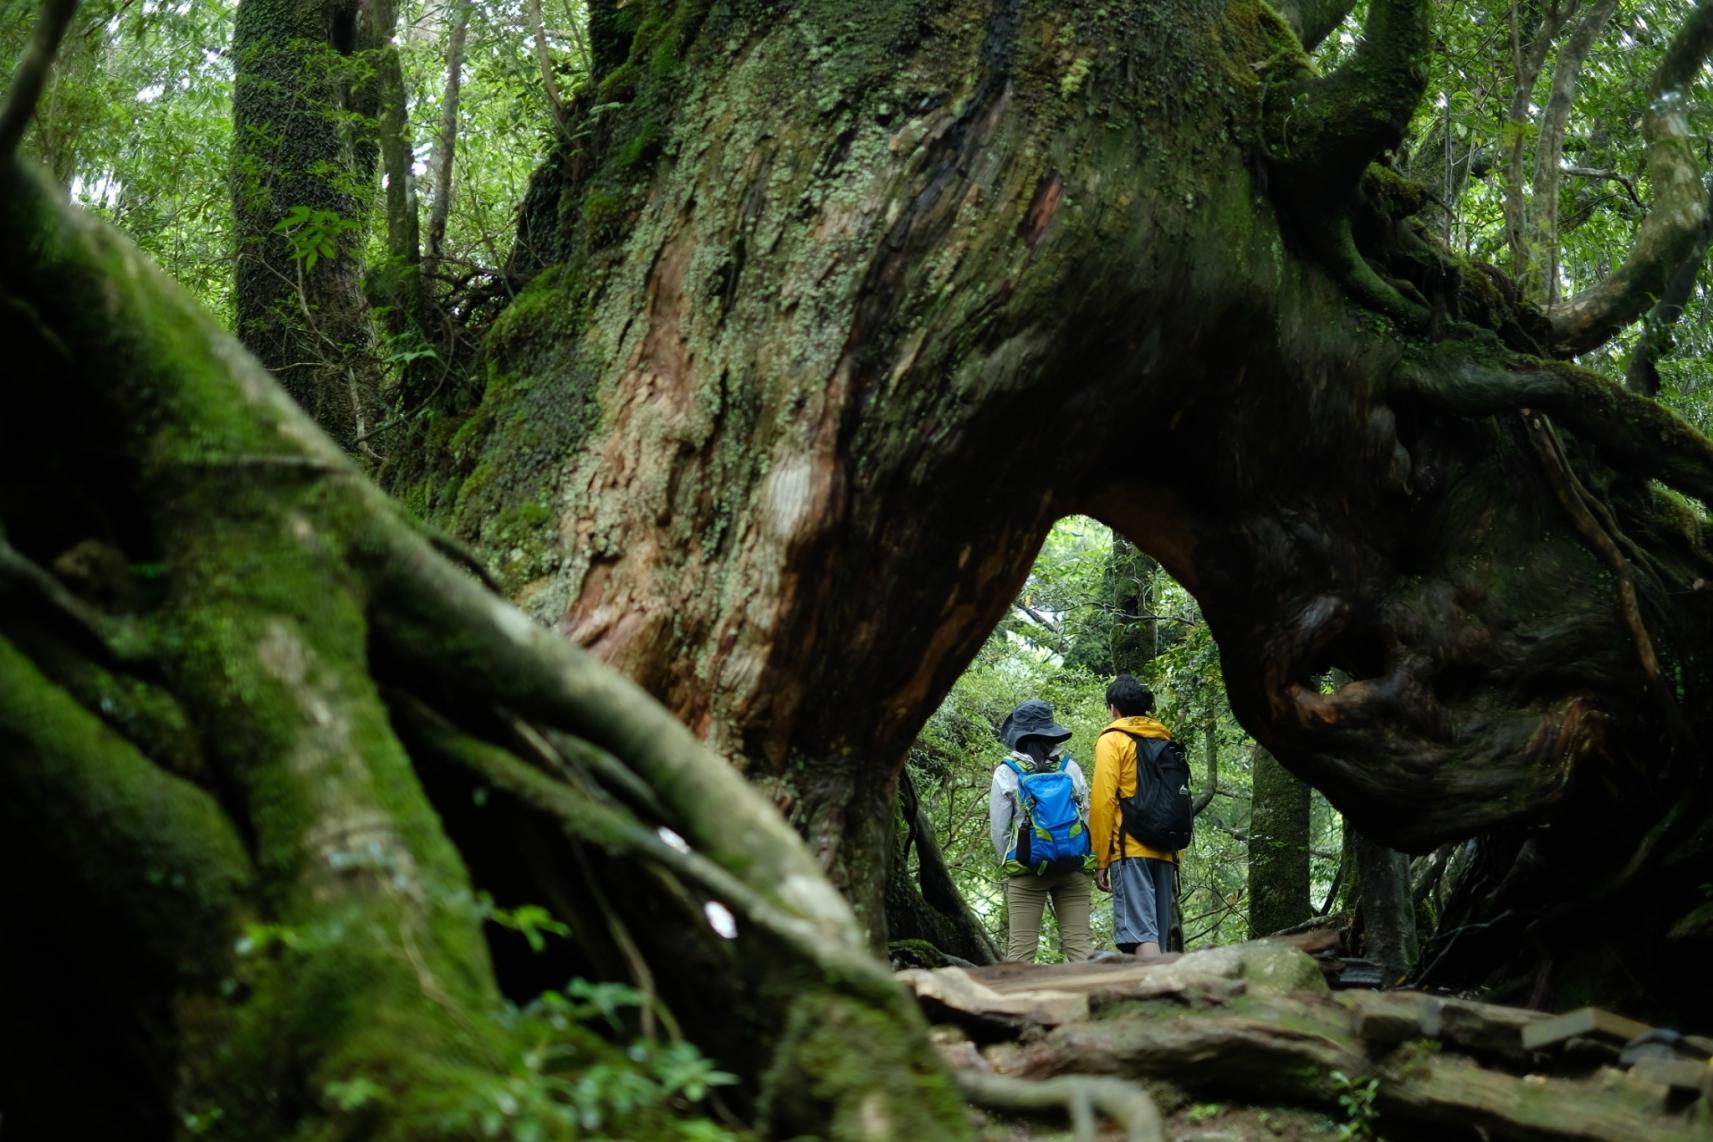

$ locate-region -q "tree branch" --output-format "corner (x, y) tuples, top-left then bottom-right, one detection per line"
(0, 0), (79, 163)
(1530, 0), (1621, 303)
(1548, 0), (1713, 354)
(1625, 175), (1713, 394)
(1563, 165), (1645, 212)
(525, 0), (571, 141)
(1268, 0), (1432, 195)
(1398, 344), (1713, 506)
(1014, 600), (1062, 634)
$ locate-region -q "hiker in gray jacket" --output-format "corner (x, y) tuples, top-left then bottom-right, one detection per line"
(987, 699), (1094, 962)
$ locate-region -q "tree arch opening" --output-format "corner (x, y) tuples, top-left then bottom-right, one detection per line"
(891, 515), (1347, 967)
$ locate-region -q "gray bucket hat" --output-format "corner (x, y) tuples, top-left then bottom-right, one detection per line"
(999, 699), (1072, 750)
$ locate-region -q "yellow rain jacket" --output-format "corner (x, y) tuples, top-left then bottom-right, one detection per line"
(1090, 715), (1180, 867)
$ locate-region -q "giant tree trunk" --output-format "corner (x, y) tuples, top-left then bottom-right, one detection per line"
(396, 0), (1713, 1022)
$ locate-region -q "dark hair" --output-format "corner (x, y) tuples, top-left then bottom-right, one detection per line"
(1106, 674), (1154, 716)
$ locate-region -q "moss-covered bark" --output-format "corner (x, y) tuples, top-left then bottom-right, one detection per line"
(231, 0), (391, 453)
(4, 156), (968, 1137)
(406, 0), (1307, 943)
(395, 0), (1713, 1024)
(1066, 535), (1163, 678)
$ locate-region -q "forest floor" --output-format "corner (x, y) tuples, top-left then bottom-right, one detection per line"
(897, 941), (1713, 1141)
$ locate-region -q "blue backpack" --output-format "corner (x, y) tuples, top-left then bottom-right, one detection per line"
(1001, 757), (1094, 876)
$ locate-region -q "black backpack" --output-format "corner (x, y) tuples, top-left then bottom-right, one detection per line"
(1103, 730), (1193, 852)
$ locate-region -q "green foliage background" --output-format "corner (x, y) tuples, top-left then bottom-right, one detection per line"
(906, 517), (1344, 959)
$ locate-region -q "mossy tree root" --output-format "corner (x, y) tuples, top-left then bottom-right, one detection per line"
(0, 155), (970, 1138)
(954, 1069), (1167, 1142)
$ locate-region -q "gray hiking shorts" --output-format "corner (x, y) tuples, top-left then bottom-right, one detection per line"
(1111, 856), (1175, 949)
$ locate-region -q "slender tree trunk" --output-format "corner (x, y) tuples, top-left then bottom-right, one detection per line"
(427, 0), (472, 267)
(372, 0), (419, 275)
(524, 0), (569, 139)
(1247, 744), (1313, 937)
(1352, 829), (1419, 981)
(367, 0), (438, 413)
(1505, 0), (1573, 282)
(1529, 0), (1620, 302)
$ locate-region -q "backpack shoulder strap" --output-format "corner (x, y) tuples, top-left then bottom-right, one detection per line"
(1102, 727), (1172, 756)
(1000, 756), (1026, 779)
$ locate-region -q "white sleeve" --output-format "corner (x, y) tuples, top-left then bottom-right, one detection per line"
(1067, 758), (1092, 818)
(988, 766), (1015, 863)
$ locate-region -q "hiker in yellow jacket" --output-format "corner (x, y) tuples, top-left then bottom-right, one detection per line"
(1090, 674), (1179, 958)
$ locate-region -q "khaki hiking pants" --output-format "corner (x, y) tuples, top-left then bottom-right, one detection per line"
(1003, 868), (1092, 962)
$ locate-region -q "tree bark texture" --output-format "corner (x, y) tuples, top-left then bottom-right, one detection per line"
(382, 0), (1713, 1020)
(1068, 533), (1161, 677)
(1352, 827), (1421, 982)
(232, 0), (390, 454)
(1247, 743), (1312, 938)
